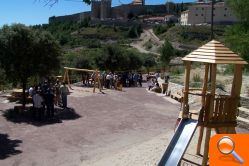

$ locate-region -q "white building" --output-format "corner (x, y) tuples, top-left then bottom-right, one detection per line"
(180, 2), (238, 25)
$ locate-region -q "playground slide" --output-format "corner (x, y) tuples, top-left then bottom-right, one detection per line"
(158, 119), (198, 166)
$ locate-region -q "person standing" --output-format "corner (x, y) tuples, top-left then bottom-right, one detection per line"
(138, 73), (143, 87)
(106, 73), (111, 89)
(45, 88), (55, 118)
(33, 87), (44, 121)
(60, 82), (69, 109)
(54, 80), (61, 106)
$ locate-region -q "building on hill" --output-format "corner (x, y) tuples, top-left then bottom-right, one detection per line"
(180, 1), (237, 25)
(49, 0), (178, 24)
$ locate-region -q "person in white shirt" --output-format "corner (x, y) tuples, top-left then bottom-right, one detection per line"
(33, 87), (44, 121)
(106, 73), (111, 89)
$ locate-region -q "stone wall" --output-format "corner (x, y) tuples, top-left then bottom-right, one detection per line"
(49, 4), (169, 23)
(111, 4), (168, 19)
(49, 12), (91, 23)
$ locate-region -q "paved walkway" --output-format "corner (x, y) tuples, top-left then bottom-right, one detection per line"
(0, 87), (179, 166)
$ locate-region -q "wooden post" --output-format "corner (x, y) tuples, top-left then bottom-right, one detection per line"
(228, 64), (243, 133)
(97, 71), (102, 92)
(63, 69), (67, 83)
(93, 70), (98, 93)
(202, 64), (216, 166)
(182, 61), (191, 119)
(66, 70), (72, 89)
(197, 64), (209, 155)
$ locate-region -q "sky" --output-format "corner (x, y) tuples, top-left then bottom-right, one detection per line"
(0, 0), (194, 26)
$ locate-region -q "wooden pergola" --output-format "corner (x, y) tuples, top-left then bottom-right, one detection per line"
(63, 67), (102, 93)
(181, 40), (248, 165)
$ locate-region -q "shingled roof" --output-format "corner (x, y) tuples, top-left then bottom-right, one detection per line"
(182, 40), (248, 65)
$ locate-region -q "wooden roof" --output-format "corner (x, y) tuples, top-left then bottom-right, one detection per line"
(182, 40), (248, 65)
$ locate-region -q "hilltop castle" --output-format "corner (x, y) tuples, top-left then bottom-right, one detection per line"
(49, 0), (175, 23)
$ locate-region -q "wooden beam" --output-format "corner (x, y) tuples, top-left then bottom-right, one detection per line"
(66, 70), (72, 90)
(64, 67), (96, 73)
(182, 61), (191, 119)
(228, 64), (243, 133)
(202, 64), (216, 166)
(196, 64), (209, 155)
(63, 70), (67, 83)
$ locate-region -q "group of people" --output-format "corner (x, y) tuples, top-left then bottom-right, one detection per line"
(80, 72), (144, 90)
(147, 73), (170, 94)
(100, 72), (143, 89)
(28, 79), (69, 121)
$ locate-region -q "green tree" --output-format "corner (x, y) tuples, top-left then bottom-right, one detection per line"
(225, 24), (249, 63)
(225, 0), (249, 65)
(0, 24), (61, 108)
(74, 55), (93, 69)
(142, 54), (157, 73)
(95, 45), (126, 72)
(95, 45), (143, 72)
(125, 50), (143, 71)
(128, 25), (139, 38)
(160, 40), (175, 71)
(227, 0), (249, 24)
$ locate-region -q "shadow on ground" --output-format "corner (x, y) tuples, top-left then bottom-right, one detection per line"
(0, 134), (22, 160)
(1, 107), (81, 127)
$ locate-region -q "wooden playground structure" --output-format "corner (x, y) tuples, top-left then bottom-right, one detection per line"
(183, 40), (247, 165)
(159, 40), (248, 166)
(63, 67), (102, 93)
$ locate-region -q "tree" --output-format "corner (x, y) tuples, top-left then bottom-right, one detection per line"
(225, 24), (249, 63)
(227, 0), (249, 24)
(95, 45), (143, 72)
(225, 0), (249, 65)
(46, 0), (92, 6)
(74, 55), (93, 69)
(0, 24), (61, 108)
(95, 45), (126, 72)
(160, 40), (175, 71)
(125, 50), (143, 71)
(142, 54), (157, 73)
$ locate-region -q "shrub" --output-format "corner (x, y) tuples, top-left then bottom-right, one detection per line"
(192, 73), (201, 82)
(171, 67), (184, 76)
(144, 40), (153, 50)
(223, 64), (234, 75)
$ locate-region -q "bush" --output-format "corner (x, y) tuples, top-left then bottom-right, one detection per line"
(192, 73), (201, 82)
(153, 25), (169, 35)
(171, 67), (184, 76)
(223, 64), (234, 75)
(144, 40), (153, 50)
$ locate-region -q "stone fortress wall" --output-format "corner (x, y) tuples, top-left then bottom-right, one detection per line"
(49, 0), (174, 24)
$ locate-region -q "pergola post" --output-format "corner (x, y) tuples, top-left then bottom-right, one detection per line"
(63, 69), (67, 83)
(228, 64), (243, 133)
(202, 64), (217, 166)
(196, 63), (210, 155)
(182, 61), (191, 119)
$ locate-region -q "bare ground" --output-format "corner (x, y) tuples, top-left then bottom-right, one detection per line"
(0, 86), (179, 166)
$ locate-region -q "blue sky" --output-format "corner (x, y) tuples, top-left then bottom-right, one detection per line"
(0, 0), (194, 26)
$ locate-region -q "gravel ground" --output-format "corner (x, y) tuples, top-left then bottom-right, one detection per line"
(0, 86), (179, 166)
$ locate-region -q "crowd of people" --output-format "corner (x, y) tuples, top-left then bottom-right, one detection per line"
(28, 79), (69, 121)
(101, 72), (143, 89)
(80, 72), (143, 90)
